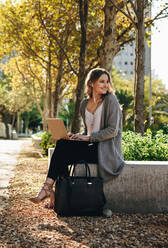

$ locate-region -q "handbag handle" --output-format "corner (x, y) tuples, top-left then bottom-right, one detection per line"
(70, 160), (91, 178)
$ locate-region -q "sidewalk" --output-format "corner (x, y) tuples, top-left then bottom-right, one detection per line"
(0, 138), (35, 211)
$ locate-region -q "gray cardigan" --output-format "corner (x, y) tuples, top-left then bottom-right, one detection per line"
(80, 93), (125, 182)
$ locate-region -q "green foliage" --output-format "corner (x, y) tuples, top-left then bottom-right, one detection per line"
(58, 99), (74, 130)
(115, 89), (133, 109)
(144, 76), (168, 132)
(27, 105), (42, 130)
(115, 89), (134, 130)
(0, 70), (11, 89)
(40, 131), (55, 155)
(122, 130), (168, 161)
(112, 70), (168, 132)
(162, 124), (168, 134)
(40, 129), (168, 161)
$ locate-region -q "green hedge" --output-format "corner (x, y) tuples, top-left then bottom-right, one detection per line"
(40, 131), (56, 155)
(122, 130), (168, 161)
(40, 130), (168, 161)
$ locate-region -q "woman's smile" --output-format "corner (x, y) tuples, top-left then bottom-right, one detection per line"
(92, 74), (109, 96)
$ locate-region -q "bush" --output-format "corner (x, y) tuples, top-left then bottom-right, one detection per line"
(40, 130), (168, 161)
(122, 130), (168, 161)
(40, 131), (56, 155)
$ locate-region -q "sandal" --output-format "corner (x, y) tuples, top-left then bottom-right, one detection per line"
(44, 191), (55, 209)
(29, 179), (54, 204)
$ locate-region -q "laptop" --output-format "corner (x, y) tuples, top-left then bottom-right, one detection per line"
(46, 118), (69, 140)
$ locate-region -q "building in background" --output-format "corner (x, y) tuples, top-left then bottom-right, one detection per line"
(114, 3), (151, 80)
(113, 41), (151, 80)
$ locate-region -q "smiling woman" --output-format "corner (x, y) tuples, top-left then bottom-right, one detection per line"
(29, 68), (125, 215)
(85, 73), (112, 115)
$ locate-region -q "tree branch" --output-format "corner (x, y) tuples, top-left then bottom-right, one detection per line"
(15, 60), (42, 113)
(119, 36), (135, 49)
(128, 0), (137, 17)
(37, 0), (78, 76)
(145, 6), (168, 26)
(86, 59), (100, 73)
(110, 0), (137, 28)
(7, 15), (58, 70)
(27, 60), (44, 95)
(117, 22), (134, 41)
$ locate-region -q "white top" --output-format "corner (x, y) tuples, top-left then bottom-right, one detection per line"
(85, 103), (103, 136)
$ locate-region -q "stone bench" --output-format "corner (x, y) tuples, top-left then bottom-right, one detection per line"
(48, 147), (168, 214)
(32, 134), (42, 149)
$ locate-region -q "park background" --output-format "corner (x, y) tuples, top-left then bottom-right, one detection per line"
(0, 0), (167, 160)
(0, 2), (168, 247)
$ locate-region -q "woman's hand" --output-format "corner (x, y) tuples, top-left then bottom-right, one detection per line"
(69, 133), (90, 141)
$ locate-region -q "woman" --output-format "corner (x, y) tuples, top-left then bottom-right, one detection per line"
(29, 68), (125, 214)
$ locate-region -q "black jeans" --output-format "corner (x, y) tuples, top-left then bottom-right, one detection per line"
(47, 139), (98, 181)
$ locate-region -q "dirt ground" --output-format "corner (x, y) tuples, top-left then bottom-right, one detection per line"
(0, 139), (168, 248)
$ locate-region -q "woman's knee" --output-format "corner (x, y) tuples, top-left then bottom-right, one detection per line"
(56, 139), (66, 146)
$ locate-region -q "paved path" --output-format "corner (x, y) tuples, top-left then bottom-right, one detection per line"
(0, 138), (31, 211)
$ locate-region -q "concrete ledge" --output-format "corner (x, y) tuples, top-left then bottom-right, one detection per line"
(48, 148), (168, 213)
(32, 135), (42, 149)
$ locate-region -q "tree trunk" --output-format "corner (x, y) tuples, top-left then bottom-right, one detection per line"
(122, 109), (126, 125)
(24, 114), (30, 134)
(47, 41), (53, 118)
(29, 89), (47, 131)
(98, 0), (119, 73)
(53, 54), (64, 117)
(4, 121), (10, 139)
(43, 93), (48, 131)
(71, 0), (88, 133)
(53, 26), (69, 117)
(134, 0), (145, 135)
(11, 113), (16, 130)
(16, 112), (21, 133)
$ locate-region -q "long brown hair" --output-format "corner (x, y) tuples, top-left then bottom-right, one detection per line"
(85, 68), (114, 98)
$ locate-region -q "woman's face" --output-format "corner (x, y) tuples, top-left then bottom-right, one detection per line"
(92, 73), (109, 96)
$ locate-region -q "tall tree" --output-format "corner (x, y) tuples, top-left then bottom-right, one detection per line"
(71, 0), (88, 133)
(98, 0), (136, 73)
(0, 71), (32, 136)
(0, 0), (77, 129)
(33, 0), (76, 116)
(71, 0), (132, 131)
(134, 0), (146, 134)
(110, 0), (168, 134)
(98, 0), (118, 72)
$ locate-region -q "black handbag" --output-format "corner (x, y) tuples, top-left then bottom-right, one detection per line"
(54, 161), (106, 216)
